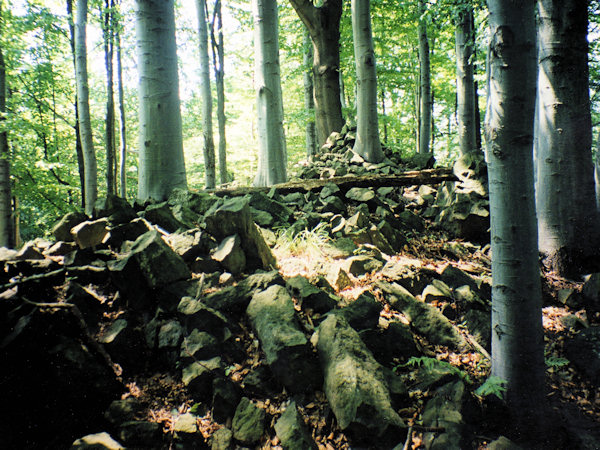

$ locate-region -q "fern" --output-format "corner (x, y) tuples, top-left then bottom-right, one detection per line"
(475, 376), (507, 400)
(395, 356), (471, 383)
(545, 356), (569, 368)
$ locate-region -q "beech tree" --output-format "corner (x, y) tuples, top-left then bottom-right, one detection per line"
(535, 0), (600, 276)
(351, 0), (383, 163)
(210, 0), (227, 185)
(0, 3), (13, 248)
(196, 0), (216, 189)
(486, 0), (545, 436)
(289, 0), (344, 145)
(252, 0), (287, 187)
(74, 0), (98, 215)
(135, 0), (187, 201)
(418, 0), (432, 155)
(303, 28), (316, 159)
(115, 5), (127, 198)
(455, 0), (477, 155)
(101, 0), (116, 195)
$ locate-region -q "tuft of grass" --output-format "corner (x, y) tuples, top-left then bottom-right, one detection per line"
(275, 223), (331, 258)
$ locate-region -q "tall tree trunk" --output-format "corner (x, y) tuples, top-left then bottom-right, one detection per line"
(252, 0), (287, 187)
(67, 0), (86, 209)
(535, 0), (600, 276)
(289, 0), (344, 146)
(486, 0), (545, 438)
(455, 1), (477, 155)
(102, 0), (116, 195)
(211, 0), (227, 185)
(116, 10), (127, 198)
(135, 0), (187, 201)
(418, 0), (431, 155)
(196, 0), (216, 189)
(0, 4), (14, 248)
(75, 0), (98, 215)
(303, 28), (316, 159)
(351, 0), (382, 163)
(381, 90), (387, 144)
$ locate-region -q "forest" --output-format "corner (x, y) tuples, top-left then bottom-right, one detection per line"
(1, 0), (600, 449)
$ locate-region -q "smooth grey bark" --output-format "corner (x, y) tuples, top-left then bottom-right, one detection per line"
(195, 0), (216, 189)
(0, 5), (14, 248)
(252, 0), (287, 187)
(102, 0), (116, 195)
(351, 0), (383, 163)
(455, 1), (477, 155)
(289, 0), (344, 146)
(486, 0), (545, 437)
(116, 18), (127, 198)
(418, 0), (431, 155)
(67, 0), (86, 208)
(211, 0), (227, 185)
(535, 0), (600, 276)
(74, 0), (98, 215)
(303, 28), (316, 159)
(135, 0), (187, 201)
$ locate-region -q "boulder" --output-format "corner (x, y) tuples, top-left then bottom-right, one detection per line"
(108, 230), (191, 308)
(314, 314), (405, 436)
(71, 432), (124, 450)
(117, 421), (163, 448)
(141, 202), (185, 232)
(99, 318), (146, 372)
(422, 380), (466, 449)
(71, 219), (110, 249)
(52, 211), (88, 242)
(104, 218), (150, 249)
(359, 321), (419, 366)
(564, 326), (600, 380)
(204, 197), (276, 270)
(247, 285), (321, 393)
(286, 275), (337, 313)
(232, 397), (265, 445)
(182, 356), (223, 401)
(342, 255), (384, 276)
(180, 329), (221, 362)
(177, 297), (231, 340)
(210, 427), (233, 450)
(94, 195), (137, 223)
(377, 282), (466, 350)
(212, 377), (241, 423)
(168, 188), (220, 216)
(211, 234), (246, 275)
(165, 229), (216, 262)
(274, 402), (318, 450)
(332, 291), (382, 331)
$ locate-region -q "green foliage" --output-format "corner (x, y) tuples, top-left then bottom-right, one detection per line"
(396, 356), (471, 384)
(545, 356), (569, 368)
(474, 375), (507, 400)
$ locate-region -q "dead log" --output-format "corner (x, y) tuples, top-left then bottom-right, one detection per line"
(208, 168), (457, 197)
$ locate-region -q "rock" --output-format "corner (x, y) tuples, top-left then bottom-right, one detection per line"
(44, 241), (78, 256)
(462, 309), (491, 350)
(177, 297), (231, 339)
(173, 413), (201, 443)
(93, 195), (137, 225)
(320, 195), (347, 215)
(211, 234), (246, 275)
(564, 326), (600, 380)
(319, 182), (341, 199)
(422, 380), (466, 449)
(168, 188), (220, 216)
(247, 285), (321, 392)
(325, 237), (358, 260)
(377, 220), (407, 252)
(0, 246), (18, 261)
(165, 229), (216, 262)
(105, 218), (151, 249)
(314, 314), (405, 436)
(329, 267), (353, 291)
(408, 152), (435, 170)
(367, 225), (395, 255)
(440, 265), (489, 299)
(141, 202), (185, 232)
(210, 427), (233, 450)
(249, 191), (292, 225)
(108, 230), (191, 308)
(377, 282), (466, 350)
(343, 255), (384, 276)
(105, 398), (142, 425)
(71, 432), (124, 450)
(286, 275), (337, 313)
(181, 329), (221, 362)
(117, 421), (163, 448)
(15, 241), (46, 260)
(360, 321), (419, 366)
(274, 402), (318, 450)
(332, 291), (382, 331)
(212, 377), (241, 423)
(52, 211), (89, 242)
(232, 397), (265, 445)
(487, 436), (523, 450)
(344, 211), (370, 233)
(204, 197), (277, 270)
(398, 210), (425, 232)
(99, 318), (145, 372)
(346, 187), (375, 202)
(70, 219), (110, 249)
(64, 282), (105, 327)
(182, 357), (223, 401)
(422, 280), (454, 303)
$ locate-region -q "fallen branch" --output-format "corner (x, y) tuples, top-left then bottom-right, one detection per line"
(208, 168), (456, 197)
(1, 268), (65, 291)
